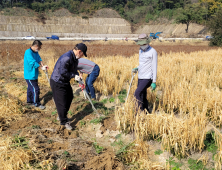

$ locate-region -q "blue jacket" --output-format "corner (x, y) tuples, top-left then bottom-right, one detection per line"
(24, 48), (42, 80)
(51, 50), (79, 84)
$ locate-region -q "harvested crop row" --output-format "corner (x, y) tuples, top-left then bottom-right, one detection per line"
(0, 96), (24, 132)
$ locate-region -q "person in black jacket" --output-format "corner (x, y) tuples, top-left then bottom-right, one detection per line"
(50, 43), (87, 130)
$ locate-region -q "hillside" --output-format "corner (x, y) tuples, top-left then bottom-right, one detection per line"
(0, 7), (207, 38)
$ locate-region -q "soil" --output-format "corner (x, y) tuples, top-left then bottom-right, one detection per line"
(0, 43), (219, 67)
(0, 69), (127, 169)
(100, 116), (117, 133)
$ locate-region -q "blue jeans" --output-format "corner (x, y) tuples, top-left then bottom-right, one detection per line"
(85, 65), (100, 99)
(134, 79), (152, 112)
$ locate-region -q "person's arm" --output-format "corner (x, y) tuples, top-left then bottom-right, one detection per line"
(26, 50), (40, 68)
(39, 61), (44, 67)
(79, 72), (83, 79)
(70, 71), (79, 79)
(37, 53), (44, 67)
(152, 50), (158, 83)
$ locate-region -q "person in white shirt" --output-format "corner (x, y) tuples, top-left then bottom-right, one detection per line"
(132, 33), (158, 113)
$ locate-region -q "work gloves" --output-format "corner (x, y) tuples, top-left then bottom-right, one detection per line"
(132, 67), (138, 73)
(75, 75), (80, 81)
(41, 65), (49, 71)
(151, 83), (156, 91)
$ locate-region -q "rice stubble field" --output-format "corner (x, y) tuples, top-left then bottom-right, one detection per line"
(0, 40), (222, 170)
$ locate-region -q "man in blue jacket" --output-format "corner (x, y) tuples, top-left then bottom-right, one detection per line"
(50, 43), (87, 130)
(24, 40), (48, 110)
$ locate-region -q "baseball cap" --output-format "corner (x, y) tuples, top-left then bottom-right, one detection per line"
(76, 43), (87, 57)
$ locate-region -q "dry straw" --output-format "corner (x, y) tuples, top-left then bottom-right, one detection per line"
(115, 99), (208, 157)
(211, 126), (222, 170)
(0, 137), (34, 170)
(44, 48), (222, 128)
(0, 96), (23, 132)
(3, 83), (26, 102)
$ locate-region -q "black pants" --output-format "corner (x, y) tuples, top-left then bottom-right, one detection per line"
(134, 79), (152, 112)
(50, 79), (73, 125)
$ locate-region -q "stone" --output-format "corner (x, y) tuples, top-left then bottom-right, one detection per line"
(96, 130), (103, 138)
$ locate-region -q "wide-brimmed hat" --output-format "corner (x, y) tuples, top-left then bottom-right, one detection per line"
(136, 33), (152, 45)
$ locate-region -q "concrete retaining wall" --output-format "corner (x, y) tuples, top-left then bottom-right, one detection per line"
(0, 15), (206, 37)
(0, 15), (132, 36)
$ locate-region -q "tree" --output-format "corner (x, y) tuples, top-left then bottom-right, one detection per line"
(200, 0), (222, 14)
(207, 10), (222, 46)
(175, 4), (207, 33)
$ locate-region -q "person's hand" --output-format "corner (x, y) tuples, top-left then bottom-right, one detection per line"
(79, 84), (85, 90)
(41, 65), (49, 71)
(132, 67), (138, 73)
(75, 75), (80, 81)
(151, 83), (156, 91)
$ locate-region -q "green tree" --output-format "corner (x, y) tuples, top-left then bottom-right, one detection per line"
(207, 9), (222, 46)
(175, 4), (207, 33)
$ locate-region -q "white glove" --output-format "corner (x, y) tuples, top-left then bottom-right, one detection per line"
(75, 75), (80, 81)
(41, 65), (48, 71)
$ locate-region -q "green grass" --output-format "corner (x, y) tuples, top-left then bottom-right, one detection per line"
(76, 104), (83, 111)
(115, 134), (122, 139)
(53, 119), (59, 124)
(22, 86), (27, 91)
(90, 116), (106, 124)
(51, 110), (57, 115)
(32, 125), (41, 129)
(100, 98), (108, 104)
(47, 139), (53, 144)
(68, 110), (73, 116)
(111, 134), (124, 147)
(79, 120), (86, 127)
(188, 158), (207, 170)
(166, 157), (182, 170)
(111, 139), (124, 147)
(93, 142), (104, 154)
(96, 103), (114, 115)
(51, 165), (59, 170)
(63, 151), (69, 156)
(154, 149), (163, 155)
(109, 97), (115, 103)
(11, 136), (29, 149)
(118, 89), (127, 103)
(204, 132), (218, 153)
(116, 142), (135, 161)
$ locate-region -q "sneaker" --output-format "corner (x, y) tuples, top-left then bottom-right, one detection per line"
(36, 105), (46, 110)
(65, 122), (72, 130)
